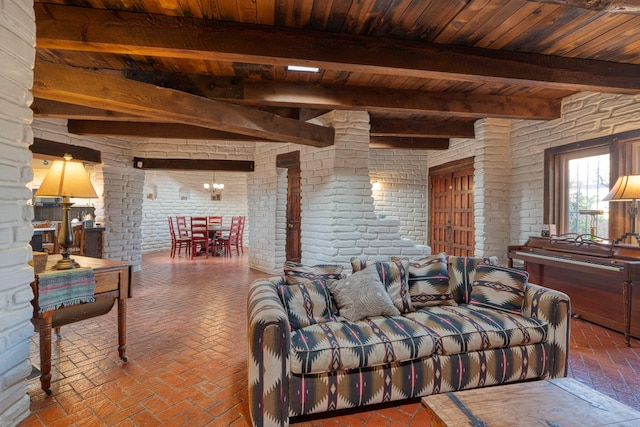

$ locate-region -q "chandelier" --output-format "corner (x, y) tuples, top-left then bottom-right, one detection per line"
(204, 175), (224, 200)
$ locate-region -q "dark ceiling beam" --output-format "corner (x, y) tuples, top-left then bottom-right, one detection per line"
(33, 61), (334, 148)
(370, 119), (475, 138)
(35, 3), (640, 94)
(529, 0), (640, 12)
(31, 138), (102, 163)
(133, 157), (254, 172)
(369, 137), (450, 150)
(68, 120), (266, 141)
(123, 70), (560, 120)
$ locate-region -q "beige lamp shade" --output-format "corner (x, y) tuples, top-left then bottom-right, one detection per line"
(603, 175), (640, 202)
(35, 156), (98, 198)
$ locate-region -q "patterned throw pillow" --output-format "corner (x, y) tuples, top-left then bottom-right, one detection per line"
(283, 261), (345, 285)
(350, 258), (412, 313)
(470, 264), (529, 314)
(405, 253), (457, 308)
(276, 279), (338, 330)
(448, 256), (499, 304)
(328, 265), (400, 322)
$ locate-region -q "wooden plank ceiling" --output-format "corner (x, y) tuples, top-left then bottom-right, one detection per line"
(33, 0), (640, 150)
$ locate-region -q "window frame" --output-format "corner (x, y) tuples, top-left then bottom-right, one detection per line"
(544, 129), (640, 240)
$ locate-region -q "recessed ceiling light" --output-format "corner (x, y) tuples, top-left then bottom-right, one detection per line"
(286, 65), (320, 73)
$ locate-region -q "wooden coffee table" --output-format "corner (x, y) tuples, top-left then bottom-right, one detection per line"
(422, 378), (640, 427)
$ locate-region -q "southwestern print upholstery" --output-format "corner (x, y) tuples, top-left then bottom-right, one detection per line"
(399, 253), (456, 308)
(448, 256), (499, 303)
(470, 264), (529, 314)
(276, 279), (338, 330)
(283, 261), (345, 285)
(350, 258), (412, 313)
(247, 269), (571, 427)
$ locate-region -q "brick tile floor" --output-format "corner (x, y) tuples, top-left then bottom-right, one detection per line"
(17, 251), (640, 426)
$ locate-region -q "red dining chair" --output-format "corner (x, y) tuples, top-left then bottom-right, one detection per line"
(218, 216), (242, 257)
(237, 216), (246, 254)
(208, 216), (223, 226)
(190, 216), (211, 259)
(176, 216), (190, 239)
(168, 217), (191, 258)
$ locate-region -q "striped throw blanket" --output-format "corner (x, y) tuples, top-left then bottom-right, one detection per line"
(37, 267), (96, 313)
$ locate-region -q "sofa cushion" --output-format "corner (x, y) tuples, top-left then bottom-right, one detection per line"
(350, 258), (412, 313)
(404, 253), (457, 308)
(328, 266), (400, 322)
(276, 279), (339, 330)
(290, 316), (436, 374)
(403, 305), (547, 356)
(283, 261), (345, 285)
(470, 264), (528, 314)
(448, 256), (499, 304)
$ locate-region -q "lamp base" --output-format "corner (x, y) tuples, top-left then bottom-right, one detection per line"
(612, 232), (640, 246)
(52, 255), (80, 270)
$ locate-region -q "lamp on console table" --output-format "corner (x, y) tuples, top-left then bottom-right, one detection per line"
(34, 154), (98, 270)
(603, 174), (640, 245)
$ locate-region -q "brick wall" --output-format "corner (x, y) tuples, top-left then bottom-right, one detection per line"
(510, 92), (640, 245)
(249, 110), (430, 275)
(0, 1), (35, 425)
(427, 119), (513, 260)
(369, 149), (428, 245)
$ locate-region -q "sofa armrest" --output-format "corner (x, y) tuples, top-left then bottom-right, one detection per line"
(523, 282), (571, 378)
(247, 277), (291, 427)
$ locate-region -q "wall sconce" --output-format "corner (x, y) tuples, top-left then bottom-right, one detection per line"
(35, 153), (98, 269)
(371, 181), (382, 191)
(204, 175), (224, 200)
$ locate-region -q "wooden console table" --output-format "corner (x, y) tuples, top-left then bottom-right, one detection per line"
(31, 255), (132, 394)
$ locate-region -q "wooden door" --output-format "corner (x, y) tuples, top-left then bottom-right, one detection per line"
(429, 158), (475, 256)
(277, 151), (302, 262)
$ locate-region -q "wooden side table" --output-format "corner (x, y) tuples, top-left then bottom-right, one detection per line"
(31, 255), (132, 394)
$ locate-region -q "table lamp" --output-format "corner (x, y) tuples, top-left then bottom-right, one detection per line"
(34, 154), (98, 269)
(603, 174), (640, 245)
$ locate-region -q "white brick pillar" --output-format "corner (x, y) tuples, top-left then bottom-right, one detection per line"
(474, 118), (512, 259)
(0, 1), (36, 425)
(303, 110), (429, 268)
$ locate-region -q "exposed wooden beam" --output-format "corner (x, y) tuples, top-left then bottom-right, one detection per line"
(33, 61), (334, 148)
(133, 157), (254, 171)
(68, 120), (266, 141)
(32, 99), (153, 121)
(123, 71), (560, 120)
(369, 137), (450, 150)
(35, 3), (640, 94)
(31, 138), (102, 163)
(370, 119), (475, 138)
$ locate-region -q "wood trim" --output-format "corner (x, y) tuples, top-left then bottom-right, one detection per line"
(133, 157), (254, 172)
(276, 151), (301, 171)
(31, 138), (102, 164)
(429, 157), (475, 176)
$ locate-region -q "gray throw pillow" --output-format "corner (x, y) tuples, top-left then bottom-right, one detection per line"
(328, 265), (400, 322)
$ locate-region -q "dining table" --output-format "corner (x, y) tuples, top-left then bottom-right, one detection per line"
(207, 225), (230, 256)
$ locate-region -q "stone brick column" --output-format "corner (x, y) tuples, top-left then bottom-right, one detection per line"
(0, 1), (36, 425)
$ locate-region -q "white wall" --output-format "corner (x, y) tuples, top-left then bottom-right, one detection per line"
(141, 170), (248, 253)
(510, 92), (640, 245)
(248, 110), (430, 275)
(369, 149), (429, 245)
(0, 1), (35, 425)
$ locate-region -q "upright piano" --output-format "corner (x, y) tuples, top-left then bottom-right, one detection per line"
(508, 235), (640, 346)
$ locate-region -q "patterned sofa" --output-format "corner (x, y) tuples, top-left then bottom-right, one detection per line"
(247, 255), (571, 427)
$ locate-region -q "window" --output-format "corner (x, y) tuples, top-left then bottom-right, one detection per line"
(544, 130), (640, 242)
(563, 149), (609, 237)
